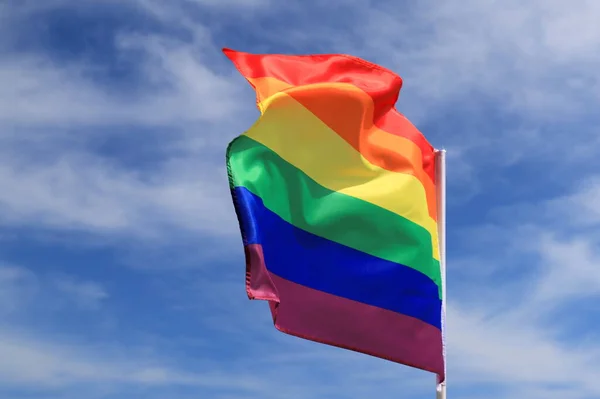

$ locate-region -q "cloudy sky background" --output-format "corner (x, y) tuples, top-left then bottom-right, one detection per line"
(1, 0), (600, 398)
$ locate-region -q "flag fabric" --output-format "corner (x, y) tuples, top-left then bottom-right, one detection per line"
(223, 48), (444, 381)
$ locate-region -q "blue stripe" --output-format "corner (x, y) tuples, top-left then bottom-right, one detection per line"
(233, 186), (442, 329)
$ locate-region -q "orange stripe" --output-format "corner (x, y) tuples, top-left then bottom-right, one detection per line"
(222, 48), (437, 183)
(248, 77), (437, 221)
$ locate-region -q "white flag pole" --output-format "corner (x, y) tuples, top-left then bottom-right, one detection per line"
(435, 149), (447, 399)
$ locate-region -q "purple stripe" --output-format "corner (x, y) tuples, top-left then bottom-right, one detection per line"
(245, 244), (445, 380)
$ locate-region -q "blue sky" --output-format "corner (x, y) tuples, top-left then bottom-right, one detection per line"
(1, 0), (600, 398)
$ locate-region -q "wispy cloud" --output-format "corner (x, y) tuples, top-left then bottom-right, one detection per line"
(0, 329), (199, 388)
(445, 177), (600, 398)
(0, 1), (249, 241)
(0, 263), (109, 314)
(52, 277), (108, 310)
(0, 149), (235, 238)
(0, 265), (38, 314)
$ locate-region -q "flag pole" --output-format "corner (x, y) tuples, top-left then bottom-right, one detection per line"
(435, 149), (447, 399)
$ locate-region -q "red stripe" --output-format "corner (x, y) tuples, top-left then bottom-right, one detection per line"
(245, 244), (445, 380)
(222, 48), (435, 182)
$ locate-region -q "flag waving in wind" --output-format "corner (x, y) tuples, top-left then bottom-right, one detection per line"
(223, 48), (445, 382)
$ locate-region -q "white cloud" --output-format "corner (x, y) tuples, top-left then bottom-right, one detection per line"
(0, 265), (38, 314)
(0, 32), (242, 129)
(0, 264), (110, 314)
(0, 150), (236, 238)
(0, 1), (250, 240)
(363, 0), (600, 115)
(52, 278), (108, 310)
(549, 177), (600, 227)
(0, 263), (204, 391)
(443, 177), (600, 399)
(533, 235), (600, 303)
(0, 304), (433, 398)
(448, 303), (600, 396)
(0, 329), (207, 388)
(183, 0), (270, 7)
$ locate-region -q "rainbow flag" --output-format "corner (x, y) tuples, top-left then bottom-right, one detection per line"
(224, 48), (444, 381)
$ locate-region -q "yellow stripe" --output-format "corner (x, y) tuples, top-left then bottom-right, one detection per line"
(248, 77), (437, 213)
(247, 78), (427, 171)
(245, 92), (439, 260)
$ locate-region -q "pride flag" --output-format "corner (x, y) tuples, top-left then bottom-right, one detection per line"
(224, 48), (444, 381)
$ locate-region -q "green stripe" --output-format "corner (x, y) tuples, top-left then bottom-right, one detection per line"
(227, 135), (441, 295)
